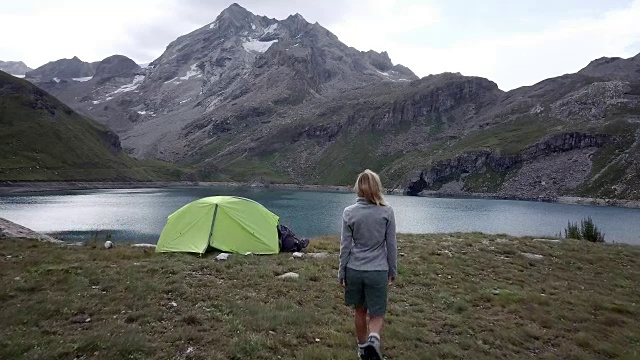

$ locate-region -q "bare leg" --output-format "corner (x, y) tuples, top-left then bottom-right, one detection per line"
(368, 315), (384, 335)
(354, 307), (368, 344)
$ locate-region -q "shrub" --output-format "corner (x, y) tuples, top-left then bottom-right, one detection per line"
(564, 217), (605, 242)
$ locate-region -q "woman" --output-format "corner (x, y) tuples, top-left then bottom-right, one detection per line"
(338, 169), (397, 360)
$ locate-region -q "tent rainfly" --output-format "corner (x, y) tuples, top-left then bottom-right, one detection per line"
(156, 196), (280, 254)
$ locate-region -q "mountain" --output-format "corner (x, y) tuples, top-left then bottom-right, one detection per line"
(578, 53), (640, 82)
(25, 56), (99, 82)
(30, 4), (640, 200)
(0, 61), (32, 76)
(0, 71), (191, 181)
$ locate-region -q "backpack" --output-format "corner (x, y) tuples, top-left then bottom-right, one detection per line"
(277, 224), (310, 252)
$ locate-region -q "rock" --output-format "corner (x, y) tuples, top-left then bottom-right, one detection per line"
(306, 252), (330, 259)
(0, 217), (62, 243)
(533, 238), (561, 243)
(521, 252), (544, 260)
(166, 301), (178, 309)
(104, 240), (114, 249)
(277, 272), (299, 279)
(131, 243), (156, 248)
(492, 289), (500, 295)
(437, 250), (453, 257)
(215, 253), (230, 261)
(70, 313), (91, 324)
(291, 252), (304, 258)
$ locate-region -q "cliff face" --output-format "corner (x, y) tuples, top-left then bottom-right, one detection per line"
(404, 132), (636, 199)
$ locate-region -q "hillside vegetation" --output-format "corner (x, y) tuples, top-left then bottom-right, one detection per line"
(0, 71), (192, 181)
(1, 234), (639, 359)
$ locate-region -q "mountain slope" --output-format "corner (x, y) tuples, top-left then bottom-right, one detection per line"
(25, 56), (98, 82)
(28, 4), (640, 200)
(35, 3), (417, 159)
(0, 71), (190, 181)
(0, 61), (32, 76)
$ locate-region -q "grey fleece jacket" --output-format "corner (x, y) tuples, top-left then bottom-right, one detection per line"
(338, 197), (397, 282)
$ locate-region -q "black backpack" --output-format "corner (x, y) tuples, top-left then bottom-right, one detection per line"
(277, 224), (310, 252)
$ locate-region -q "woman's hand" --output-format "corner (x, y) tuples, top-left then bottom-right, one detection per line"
(340, 279), (347, 288)
(388, 277), (395, 285)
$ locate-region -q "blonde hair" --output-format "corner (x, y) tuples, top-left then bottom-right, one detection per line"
(354, 169), (386, 206)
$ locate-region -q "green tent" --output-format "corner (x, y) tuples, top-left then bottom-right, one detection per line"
(156, 196), (280, 254)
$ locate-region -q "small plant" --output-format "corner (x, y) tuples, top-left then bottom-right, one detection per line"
(564, 217), (605, 242)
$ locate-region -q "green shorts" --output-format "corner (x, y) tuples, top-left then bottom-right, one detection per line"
(344, 268), (388, 317)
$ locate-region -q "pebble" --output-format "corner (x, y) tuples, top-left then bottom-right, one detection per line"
(277, 272), (299, 280)
(521, 252), (544, 260)
(215, 253), (230, 261)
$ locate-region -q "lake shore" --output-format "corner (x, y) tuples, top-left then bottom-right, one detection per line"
(1, 233), (639, 359)
(1, 181), (639, 209)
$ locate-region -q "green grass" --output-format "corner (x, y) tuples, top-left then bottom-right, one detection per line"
(447, 116), (565, 155)
(1, 234), (639, 359)
(578, 119), (640, 198)
(314, 132), (398, 186)
(0, 71), (193, 181)
(463, 167), (507, 193)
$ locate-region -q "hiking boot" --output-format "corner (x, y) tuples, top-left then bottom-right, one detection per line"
(357, 342), (366, 359)
(363, 335), (383, 360)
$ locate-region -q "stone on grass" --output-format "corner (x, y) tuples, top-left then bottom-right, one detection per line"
(292, 252), (304, 258)
(131, 243), (156, 248)
(70, 313), (91, 324)
(104, 241), (114, 249)
(277, 272), (299, 280)
(533, 238), (561, 243)
(215, 253), (230, 261)
(307, 252), (330, 259)
(492, 289), (500, 295)
(521, 252), (544, 260)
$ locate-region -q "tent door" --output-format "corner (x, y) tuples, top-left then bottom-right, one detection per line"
(205, 204), (219, 253)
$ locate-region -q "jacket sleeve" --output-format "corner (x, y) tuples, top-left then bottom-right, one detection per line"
(385, 208), (398, 279)
(338, 209), (353, 282)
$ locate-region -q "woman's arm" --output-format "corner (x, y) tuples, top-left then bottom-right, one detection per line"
(338, 210), (353, 283)
(385, 208), (398, 280)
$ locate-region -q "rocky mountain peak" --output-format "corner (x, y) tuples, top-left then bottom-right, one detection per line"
(213, 3), (259, 32)
(26, 56), (98, 82)
(0, 60), (33, 75)
(578, 52), (640, 82)
(93, 55), (141, 82)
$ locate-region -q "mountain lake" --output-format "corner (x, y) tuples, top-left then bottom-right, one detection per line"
(1, 186), (639, 245)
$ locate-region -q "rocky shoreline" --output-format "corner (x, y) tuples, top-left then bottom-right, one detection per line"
(1, 181), (639, 209)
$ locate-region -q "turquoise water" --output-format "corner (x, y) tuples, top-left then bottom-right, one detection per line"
(1, 186), (639, 245)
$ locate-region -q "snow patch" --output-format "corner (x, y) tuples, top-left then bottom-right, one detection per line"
(180, 98), (192, 104)
(10, 74), (25, 78)
(137, 110), (155, 116)
(242, 39), (278, 53)
(72, 76), (92, 82)
(180, 64), (202, 80)
(399, 78), (410, 82)
(264, 23), (278, 34)
(108, 75), (145, 95)
(209, 21), (218, 29)
(376, 70), (390, 77)
(251, 23), (256, 30)
(293, 44), (299, 47)
(53, 77), (60, 83)
(165, 77), (180, 84)
(92, 100), (101, 104)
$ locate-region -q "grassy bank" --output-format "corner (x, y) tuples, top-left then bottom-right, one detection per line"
(1, 234), (639, 359)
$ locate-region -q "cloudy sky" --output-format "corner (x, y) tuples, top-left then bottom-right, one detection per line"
(2, 0), (639, 90)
